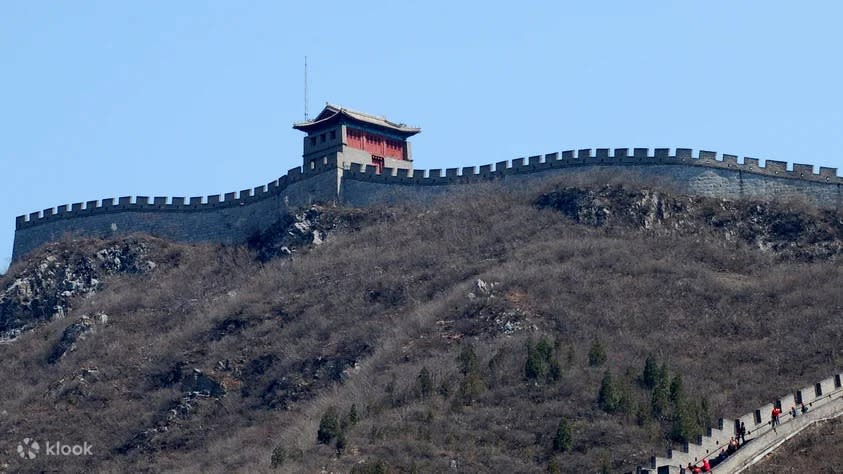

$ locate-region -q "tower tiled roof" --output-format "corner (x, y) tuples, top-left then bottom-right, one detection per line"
(293, 104), (421, 137)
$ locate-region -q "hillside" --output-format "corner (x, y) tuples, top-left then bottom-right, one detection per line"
(2, 174), (843, 473)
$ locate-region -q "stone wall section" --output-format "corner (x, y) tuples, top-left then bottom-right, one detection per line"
(13, 160), (341, 260)
(341, 148), (841, 207)
(13, 148), (842, 260)
(648, 372), (843, 473)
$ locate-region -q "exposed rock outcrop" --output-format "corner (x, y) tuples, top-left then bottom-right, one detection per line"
(536, 185), (843, 261)
(0, 240), (154, 340)
(247, 206), (376, 262)
(47, 313), (108, 364)
(119, 367), (227, 454)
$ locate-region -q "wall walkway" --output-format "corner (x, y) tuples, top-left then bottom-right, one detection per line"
(645, 371), (843, 473)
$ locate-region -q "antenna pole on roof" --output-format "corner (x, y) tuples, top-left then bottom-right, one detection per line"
(304, 56), (309, 121)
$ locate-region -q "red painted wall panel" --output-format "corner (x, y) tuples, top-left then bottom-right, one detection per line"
(346, 127), (405, 160)
(347, 128), (364, 149)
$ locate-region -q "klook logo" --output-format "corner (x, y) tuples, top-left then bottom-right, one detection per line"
(17, 438), (39, 459)
(16, 438), (93, 459)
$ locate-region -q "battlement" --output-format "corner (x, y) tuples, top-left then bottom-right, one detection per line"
(12, 146), (843, 261)
(16, 183), (274, 230)
(341, 147), (841, 187)
(650, 371), (843, 472)
(14, 156), (343, 230)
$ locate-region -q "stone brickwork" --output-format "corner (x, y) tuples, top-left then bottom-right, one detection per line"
(12, 147), (842, 261)
(12, 160), (341, 260)
(341, 148), (842, 208)
(648, 371), (843, 473)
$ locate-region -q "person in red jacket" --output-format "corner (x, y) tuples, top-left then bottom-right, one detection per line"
(702, 458), (711, 472)
(772, 406), (782, 427)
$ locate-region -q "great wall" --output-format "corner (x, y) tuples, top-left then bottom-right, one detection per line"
(12, 104), (843, 260)
(12, 146), (843, 261)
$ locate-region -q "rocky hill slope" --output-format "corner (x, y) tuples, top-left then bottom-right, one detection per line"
(1, 177), (842, 473)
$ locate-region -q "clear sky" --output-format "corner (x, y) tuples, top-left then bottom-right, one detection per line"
(2, 2), (842, 273)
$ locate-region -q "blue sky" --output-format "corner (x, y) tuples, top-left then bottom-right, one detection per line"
(2, 2), (842, 273)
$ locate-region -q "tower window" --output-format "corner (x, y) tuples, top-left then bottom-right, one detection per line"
(330, 130), (336, 140)
(310, 160), (315, 169)
(320, 133), (326, 143)
(310, 137), (316, 146)
(372, 156), (385, 174)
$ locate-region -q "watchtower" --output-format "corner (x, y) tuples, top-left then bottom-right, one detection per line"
(293, 104), (420, 174)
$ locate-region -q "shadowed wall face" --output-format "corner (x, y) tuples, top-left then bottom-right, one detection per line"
(341, 160), (842, 208)
(11, 149), (843, 262)
(12, 169), (342, 261)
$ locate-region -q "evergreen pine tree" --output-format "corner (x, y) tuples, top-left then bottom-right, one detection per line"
(697, 397), (712, 430)
(548, 358), (562, 382)
(658, 361), (669, 387)
(457, 345), (479, 376)
(552, 418), (573, 452)
(317, 407), (340, 444)
(617, 379), (635, 417)
(459, 372), (486, 405)
(348, 404), (359, 426)
(437, 378), (452, 398)
(651, 377), (670, 420)
(641, 355), (659, 389)
(598, 370), (619, 413)
(635, 403), (650, 426)
(536, 338), (553, 363)
(270, 444), (286, 468)
(670, 399), (702, 443)
(588, 340), (608, 367)
(669, 374), (683, 404)
(335, 430), (347, 455)
(525, 340), (547, 380)
(417, 367), (433, 398)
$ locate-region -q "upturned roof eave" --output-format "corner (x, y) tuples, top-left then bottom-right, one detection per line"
(293, 104), (421, 137)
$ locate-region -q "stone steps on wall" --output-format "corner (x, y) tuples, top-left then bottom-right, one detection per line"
(647, 371), (843, 473)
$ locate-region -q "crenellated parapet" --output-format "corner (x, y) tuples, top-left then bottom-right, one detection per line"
(340, 147), (841, 187)
(11, 147), (843, 261)
(649, 371), (843, 472)
(14, 155), (342, 231)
